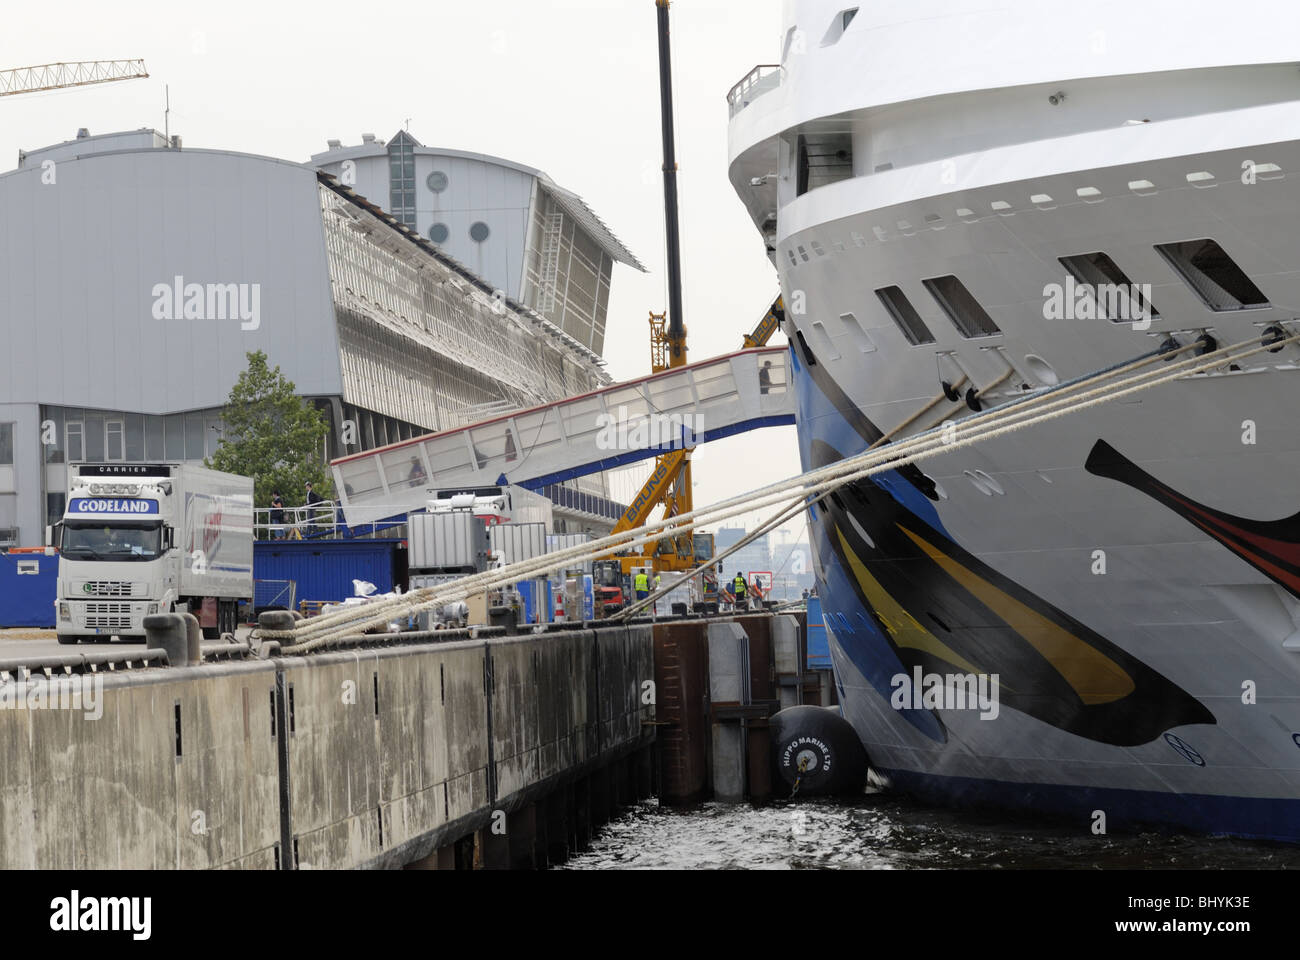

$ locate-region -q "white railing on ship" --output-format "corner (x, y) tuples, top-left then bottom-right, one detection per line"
(727, 64), (781, 119)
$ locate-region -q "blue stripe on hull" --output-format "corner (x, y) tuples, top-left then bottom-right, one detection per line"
(876, 767), (1300, 844)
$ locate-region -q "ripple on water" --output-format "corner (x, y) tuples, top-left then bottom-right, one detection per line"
(556, 793), (1300, 870)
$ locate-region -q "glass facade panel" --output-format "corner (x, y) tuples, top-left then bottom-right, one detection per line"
(124, 414), (145, 461)
(164, 415), (184, 459)
(106, 420), (125, 461)
(84, 415), (105, 461)
(185, 416), (206, 460)
(0, 423), (12, 465)
(145, 416), (164, 461)
(43, 408), (65, 463)
(66, 422), (84, 463)
(46, 492), (66, 527)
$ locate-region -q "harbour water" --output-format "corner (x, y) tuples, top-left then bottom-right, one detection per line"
(561, 791), (1300, 870)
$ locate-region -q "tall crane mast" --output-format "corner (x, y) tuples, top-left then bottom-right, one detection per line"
(604, 4), (789, 580)
(644, 0), (695, 572)
(656, 0), (687, 368)
(0, 60), (148, 99)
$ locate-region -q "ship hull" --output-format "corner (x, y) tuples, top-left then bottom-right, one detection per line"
(783, 141), (1300, 842)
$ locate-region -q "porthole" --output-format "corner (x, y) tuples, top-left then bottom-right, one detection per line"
(470, 221), (491, 243)
(427, 171), (449, 192)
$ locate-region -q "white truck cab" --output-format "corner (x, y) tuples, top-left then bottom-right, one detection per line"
(54, 463), (253, 644)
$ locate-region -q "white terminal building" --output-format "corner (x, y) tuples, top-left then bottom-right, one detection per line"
(0, 128), (645, 546)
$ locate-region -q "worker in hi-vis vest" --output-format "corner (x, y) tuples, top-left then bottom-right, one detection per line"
(635, 571), (650, 601)
(733, 574), (747, 604)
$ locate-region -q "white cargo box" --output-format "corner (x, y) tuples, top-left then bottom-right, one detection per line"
(545, 532), (592, 576)
(409, 512), (489, 572)
(491, 522), (547, 566)
(546, 533), (591, 553)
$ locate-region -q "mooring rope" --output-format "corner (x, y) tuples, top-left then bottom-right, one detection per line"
(260, 327), (1299, 652)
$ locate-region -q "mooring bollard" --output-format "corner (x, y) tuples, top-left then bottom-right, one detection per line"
(254, 611), (297, 659)
(258, 610), (297, 633)
(144, 613), (194, 666)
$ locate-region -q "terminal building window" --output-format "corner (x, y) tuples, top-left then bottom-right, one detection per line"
(83, 415), (104, 461)
(46, 493), (66, 527)
(106, 420), (125, 462)
(0, 494), (16, 546)
(165, 414), (185, 460)
(44, 409), (65, 463)
(65, 421), (84, 463)
(0, 423), (12, 466)
(387, 133), (418, 228)
(43, 406), (225, 469)
(145, 418), (163, 461)
(125, 414), (146, 461)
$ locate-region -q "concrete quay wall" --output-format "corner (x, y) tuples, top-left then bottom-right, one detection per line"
(0, 624), (655, 869)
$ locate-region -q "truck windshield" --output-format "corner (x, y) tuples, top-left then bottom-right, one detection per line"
(62, 523), (163, 561)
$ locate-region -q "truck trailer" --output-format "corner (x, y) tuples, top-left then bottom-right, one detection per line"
(53, 463), (254, 644)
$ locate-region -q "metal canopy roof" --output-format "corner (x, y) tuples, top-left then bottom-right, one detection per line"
(537, 176), (646, 272)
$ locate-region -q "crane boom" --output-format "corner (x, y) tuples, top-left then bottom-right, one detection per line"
(0, 60), (148, 98)
(744, 296), (786, 348)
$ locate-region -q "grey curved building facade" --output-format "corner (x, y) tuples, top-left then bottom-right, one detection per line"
(0, 129), (637, 545)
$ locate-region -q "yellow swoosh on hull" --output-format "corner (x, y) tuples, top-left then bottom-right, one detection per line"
(898, 524), (1134, 705)
(835, 527), (987, 677)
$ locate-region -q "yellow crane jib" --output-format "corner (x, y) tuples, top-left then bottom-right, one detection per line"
(613, 449), (688, 534)
(744, 295), (786, 348)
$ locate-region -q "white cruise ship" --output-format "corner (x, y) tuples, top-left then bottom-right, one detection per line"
(728, 0), (1300, 840)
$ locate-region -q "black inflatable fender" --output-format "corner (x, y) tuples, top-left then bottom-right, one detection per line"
(770, 705), (869, 797)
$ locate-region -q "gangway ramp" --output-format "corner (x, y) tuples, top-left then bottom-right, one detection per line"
(333, 346), (795, 526)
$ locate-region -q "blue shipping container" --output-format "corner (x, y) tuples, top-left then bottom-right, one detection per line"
(253, 539), (405, 608)
(806, 596), (831, 669)
(0, 552), (58, 628)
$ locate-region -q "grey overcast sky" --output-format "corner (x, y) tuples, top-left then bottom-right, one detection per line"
(0, 0), (805, 541)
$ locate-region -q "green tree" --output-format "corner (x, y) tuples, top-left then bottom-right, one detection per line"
(206, 351), (335, 509)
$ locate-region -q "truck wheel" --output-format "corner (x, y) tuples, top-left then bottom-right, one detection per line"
(56, 634), (80, 646)
(220, 599), (240, 636)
